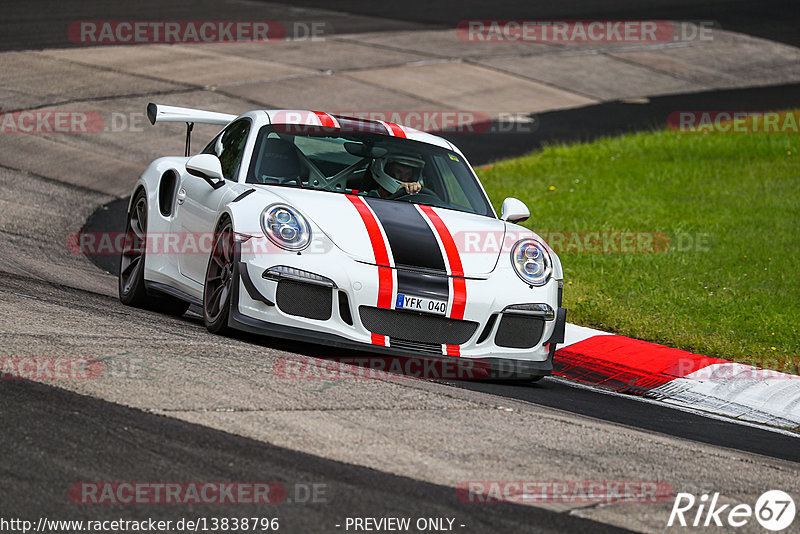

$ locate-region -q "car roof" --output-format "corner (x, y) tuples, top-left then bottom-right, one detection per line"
(257, 110), (458, 152)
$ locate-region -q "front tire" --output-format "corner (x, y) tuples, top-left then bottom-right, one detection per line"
(119, 190), (149, 306)
(119, 189), (189, 316)
(203, 217), (235, 334)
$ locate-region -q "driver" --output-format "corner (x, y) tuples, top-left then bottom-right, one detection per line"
(366, 153), (425, 199)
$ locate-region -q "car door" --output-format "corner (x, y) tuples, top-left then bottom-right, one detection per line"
(174, 119), (251, 284)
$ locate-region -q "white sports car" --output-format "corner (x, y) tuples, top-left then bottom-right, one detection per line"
(119, 103), (566, 380)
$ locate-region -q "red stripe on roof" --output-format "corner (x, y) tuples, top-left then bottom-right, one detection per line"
(312, 111), (336, 128)
(385, 122), (406, 138)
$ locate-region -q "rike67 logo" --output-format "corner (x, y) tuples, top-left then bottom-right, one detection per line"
(668, 490), (795, 531)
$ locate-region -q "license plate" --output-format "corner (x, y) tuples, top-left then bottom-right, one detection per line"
(395, 293), (448, 315)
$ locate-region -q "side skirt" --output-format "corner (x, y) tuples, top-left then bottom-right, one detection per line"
(144, 280), (202, 307)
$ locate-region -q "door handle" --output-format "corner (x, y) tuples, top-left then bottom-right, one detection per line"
(176, 188), (186, 205)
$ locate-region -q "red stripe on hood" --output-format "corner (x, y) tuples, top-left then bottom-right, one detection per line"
(346, 195), (394, 312)
(418, 205), (466, 321)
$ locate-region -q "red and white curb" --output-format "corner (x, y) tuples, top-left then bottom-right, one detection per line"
(555, 324), (800, 431)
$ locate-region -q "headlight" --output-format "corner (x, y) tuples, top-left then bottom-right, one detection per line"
(260, 204), (311, 251)
(511, 239), (552, 286)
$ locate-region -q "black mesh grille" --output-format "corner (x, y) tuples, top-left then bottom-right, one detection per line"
(390, 338), (443, 355)
(359, 306), (477, 345)
(276, 280), (332, 320)
(495, 314), (545, 349)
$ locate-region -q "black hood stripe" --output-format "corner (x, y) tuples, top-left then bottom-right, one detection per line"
(396, 269), (449, 302)
(364, 198), (446, 272)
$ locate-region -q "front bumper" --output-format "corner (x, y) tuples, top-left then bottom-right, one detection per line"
(231, 239), (565, 377)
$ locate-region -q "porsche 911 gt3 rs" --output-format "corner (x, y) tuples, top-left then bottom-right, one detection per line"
(119, 103), (566, 380)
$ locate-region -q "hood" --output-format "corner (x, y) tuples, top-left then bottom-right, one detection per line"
(265, 187), (507, 277)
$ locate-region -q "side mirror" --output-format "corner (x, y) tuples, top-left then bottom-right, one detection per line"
(500, 197), (530, 223)
(186, 154), (225, 189)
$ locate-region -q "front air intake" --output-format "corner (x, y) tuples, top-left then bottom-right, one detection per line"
(359, 306), (477, 345)
(275, 280), (332, 320)
(494, 314), (545, 349)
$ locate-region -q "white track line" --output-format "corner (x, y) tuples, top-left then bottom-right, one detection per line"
(547, 376), (800, 438)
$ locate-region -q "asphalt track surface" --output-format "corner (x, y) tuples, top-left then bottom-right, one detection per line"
(2, 0), (798, 50)
(275, 0), (800, 48)
(434, 83), (800, 166)
(3, 2), (800, 533)
(1, 378), (630, 533)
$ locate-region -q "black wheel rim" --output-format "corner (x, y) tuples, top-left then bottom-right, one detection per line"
(120, 196), (147, 295)
(205, 222), (234, 323)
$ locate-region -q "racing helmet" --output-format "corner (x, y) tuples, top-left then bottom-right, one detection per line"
(370, 153), (425, 193)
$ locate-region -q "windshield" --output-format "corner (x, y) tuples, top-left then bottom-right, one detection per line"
(245, 125), (494, 217)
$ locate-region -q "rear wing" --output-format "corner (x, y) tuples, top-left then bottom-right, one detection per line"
(146, 102), (238, 156)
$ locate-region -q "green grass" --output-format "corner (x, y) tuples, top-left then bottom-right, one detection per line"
(476, 126), (799, 373)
